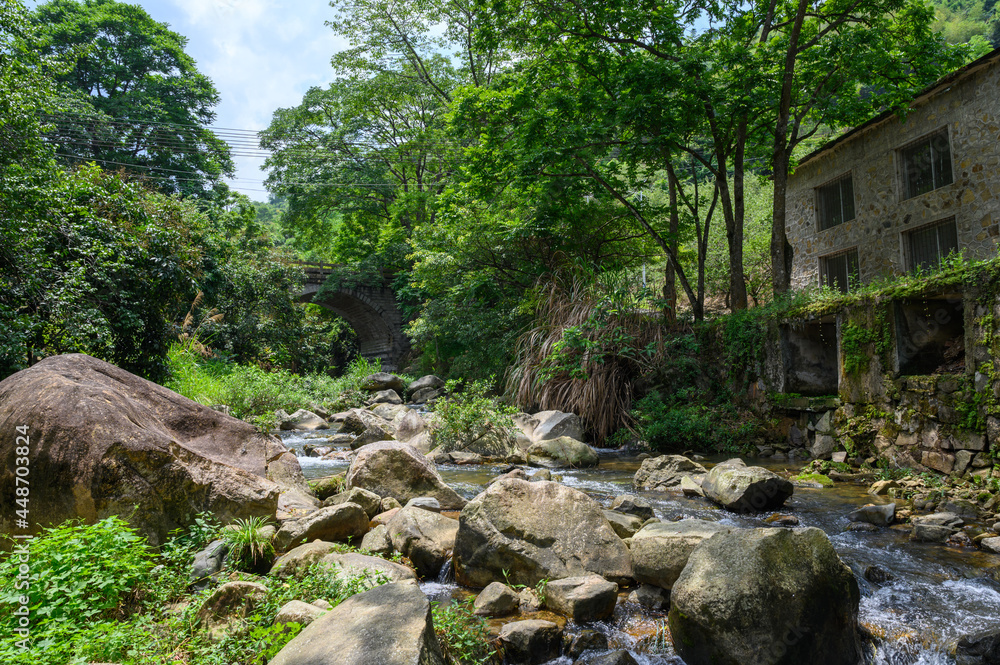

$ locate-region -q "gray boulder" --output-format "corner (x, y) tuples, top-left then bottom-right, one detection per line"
(369, 389), (402, 405)
(603, 510), (644, 539)
(322, 487), (383, 518)
(360, 523), (393, 555)
(846, 503), (895, 527)
(527, 436), (599, 468)
(404, 497), (442, 512)
(395, 410), (429, 443)
(274, 600), (325, 627)
(544, 575), (618, 622)
(279, 409), (330, 431)
(190, 539), (230, 590)
(627, 583), (670, 610)
(473, 581), (520, 617)
(411, 387), (444, 403)
(609, 494), (654, 520)
(271, 540), (339, 578)
(633, 455), (708, 491)
(701, 459), (793, 513)
(529, 410), (585, 442)
(319, 551), (417, 587)
(910, 512), (963, 543)
(341, 408), (396, 448)
(347, 441), (467, 510)
(406, 375), (445, 396)
(498, 620), (562, 665)
(981, 536), (1000, 554)
(274, 503), (370, 551)
(268, 581), (445, 665)
(669, 527), (862, 665)
(630, 519), (732, 590)
(386, 506), (459, 578)
(454, 478), (633, 588)
(361, 372), (406, 392)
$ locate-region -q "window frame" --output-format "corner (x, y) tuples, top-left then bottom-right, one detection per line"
(898, 128), (954, 200)
(815, 172), (856, 232)
(903, 217), (959, 273)
(818, 247), (860, 294)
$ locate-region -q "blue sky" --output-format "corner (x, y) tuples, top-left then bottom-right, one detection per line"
(36, 0), (350, 200)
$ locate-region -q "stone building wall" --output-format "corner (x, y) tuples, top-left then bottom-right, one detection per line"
(786, 51), (1000, 291)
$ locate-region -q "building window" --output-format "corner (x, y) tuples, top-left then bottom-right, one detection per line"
(819, 248), (860, 293)
(816, 174), (855, 231)
(900, 130), (953, 199)
(906, 218), (958, 272)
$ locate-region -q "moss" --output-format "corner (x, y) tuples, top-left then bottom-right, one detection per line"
(793, 472), (834, 487)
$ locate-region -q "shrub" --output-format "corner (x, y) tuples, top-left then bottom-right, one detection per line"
(632, 391), (762, 454)
(431, 378), (519, 453)
(432, 599), (496, 665)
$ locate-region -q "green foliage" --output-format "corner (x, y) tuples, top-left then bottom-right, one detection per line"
(431, 600), (496, 665)
(792, 472), (834, 487)
(632, 391), (762, 454)
(0, 516), (152, 627)
(431, 378), (519, 453)
(0, 516), (388, 665)
(30, 0), (234, 197)
(223, 516), (275, 574)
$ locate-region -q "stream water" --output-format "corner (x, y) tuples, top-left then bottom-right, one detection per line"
(280, 431), (1000, 665)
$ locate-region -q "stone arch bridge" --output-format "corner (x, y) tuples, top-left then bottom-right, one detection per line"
(294, 262), (410, 371)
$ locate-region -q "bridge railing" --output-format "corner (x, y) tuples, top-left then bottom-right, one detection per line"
(291, 260), (343, 285)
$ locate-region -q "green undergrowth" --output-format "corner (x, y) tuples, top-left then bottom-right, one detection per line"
(165, 344), (388, 428)
(792, 472), (834, 486)
(432, 599), (497, 665)
(0, 515), (392, 665)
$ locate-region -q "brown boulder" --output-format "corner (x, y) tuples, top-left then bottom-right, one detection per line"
(346, 441), (466, 510)
(0, 354), (313, 545)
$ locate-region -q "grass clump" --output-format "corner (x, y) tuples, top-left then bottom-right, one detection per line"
(0, 514), (389, 665)
(432, 599), (497, 665)
(165, 345), (387, 425)
(223, 516), (275, 574)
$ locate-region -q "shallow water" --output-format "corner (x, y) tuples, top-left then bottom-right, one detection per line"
(279, 432), (1000, 664)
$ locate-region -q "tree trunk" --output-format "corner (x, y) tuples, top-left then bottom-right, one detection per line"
(770, 0), (809, 296)
(664, 172), (679, 324)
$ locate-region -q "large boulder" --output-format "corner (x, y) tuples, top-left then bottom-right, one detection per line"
(342, 409), (397, 449)
(322, 487), (383, 518)
(473, 582), (520, 616)
(630, 519), (732, 590)
(270, 540), (338, 578)
(319, 552), (417, 586)
(700, 458), (793, 513)
(347, 441), (467, 510)
(361, 372), (407, 392)
(274, 503), (370, 551)
(268, 580), (446, 665)
(514, 410), (585, 444)
(633, 455), (708, 492)
(406, 375), (445, 396)
(395, 410), (429, 444)
(0, 354), (313, 545)
(498, 620), (562, 665)
(386, 506), (459, 578)
(543, 575), (618, 622)
(669, 527), (862, 665)
(454, 478), (633, 588)
(279, 409), (330, 431)
(527, 437), (599, 468)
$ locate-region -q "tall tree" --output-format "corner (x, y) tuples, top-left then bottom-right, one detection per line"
(29, 0), (233, 198)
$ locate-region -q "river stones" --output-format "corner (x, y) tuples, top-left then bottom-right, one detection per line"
(630, 519), (732, 590)
(369, 389), (402, 405)
(319, 552), (417, 587)
(271, 540), (340, 578)
(279, 409), (330, 431)
(274, 502), (370, 551)
(543, 575), (618, 622)
(0, 354), (313, 545)
(527, 436), (600, 468)
(603, 510), (644, 539)
(274, 600), (326, 627)
(669, 527), (862, 665)
(700, 458), (794, 512)
(473, 582), (520, 617)
(454, 478), (633, 588)
(515, 410), (584, 443)
(342, 409), (397, 449)
(498, 620), (562, 665)
(361, 372), (407, 392)
(846, 502), (895, 527)
(633, 455), (708, 491)
(268, 580), (446, 665)
(386, 506), (459, 578)
(347, 441), (467, 510)
(407, 374), (445, 396)
(610, 494), (655, 520)
(395, 410), (429, 443)
(322, 487), (383, 518)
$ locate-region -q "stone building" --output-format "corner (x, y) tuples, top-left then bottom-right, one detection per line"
(786, 48), (1000, 293)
